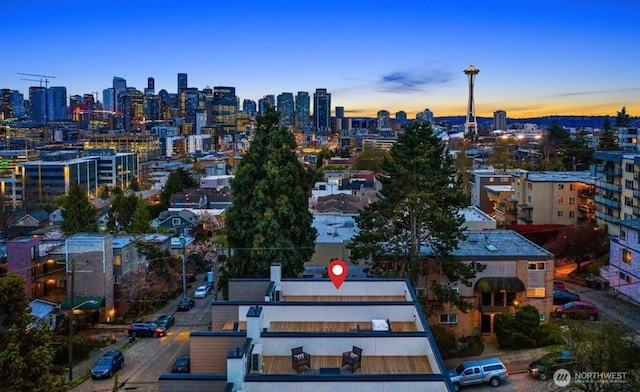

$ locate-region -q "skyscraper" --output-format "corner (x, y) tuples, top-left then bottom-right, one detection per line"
(493, 110), (507, 131)
(112, 76), (127, 118)
(243, 99), (257, 116)
(335, 106), (345, 132)
(212, 86), (237, 136)
(28, 86), (46, 124)
(277, 92), (294, 127)
(295, 92), (310, 131)
(178, 73), (188, 94)
(464, 65), (480, 139)
(146, 77), (155, 95)
(377, 110), (390, 129)
(47, 86), (68, 121)
(395, 111), (407, 125)
(313, 88), (331, 134)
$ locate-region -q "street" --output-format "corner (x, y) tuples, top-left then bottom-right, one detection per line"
(71, 289), (211, 392)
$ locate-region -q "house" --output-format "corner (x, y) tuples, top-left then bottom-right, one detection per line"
(314, 193), (364, 214)
(49, 208), (64, 225)
(151, 209), (199, 235)
(158, 263), (454, 391)
(600, 219), (640, 304)
(15, 210), (49, 227)
(423, 230), (554, 338)
(310, 214), (359, 265)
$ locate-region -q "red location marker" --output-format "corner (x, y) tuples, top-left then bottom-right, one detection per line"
(328, 259), (348, 289)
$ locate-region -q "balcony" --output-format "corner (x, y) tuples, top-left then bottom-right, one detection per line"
(634, 189), (640, 198)
(518, 216), (533, 223)
(578, 204), (594, 213)
(602, 167), (622, 176)
(634, 206), (640, 216)
(578, 190), (596, 199)
(595, 210), (620, 224)
(595, 180), (621, 192)
(594, 195), (621, 209)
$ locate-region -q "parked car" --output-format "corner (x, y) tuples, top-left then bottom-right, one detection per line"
(448, 357), (508, 391)
(91, 349), (124, 380)
(177, 297), (195, 311)
(194, 285), (208, 299)
(554, 281), (566, 290)
(155, 313), (176, 330)
(528, 350), (576, 380)
(172, 354), (191, 373)
(127, 322), (166, 338)
(553, 301), (599, 321)
(553, 289), (580, 305)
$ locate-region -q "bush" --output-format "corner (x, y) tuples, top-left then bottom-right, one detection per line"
(431, 324), (457, 354)
(495, 305), (553, 349)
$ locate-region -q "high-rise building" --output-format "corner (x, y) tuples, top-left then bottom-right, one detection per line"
(313, 88), (331, 134)
(0, 89), (24, 119)
(395, 111), (407, 125)
(28, 86), (47, 124)
(377, 110), (390, 129)
(177, 73), (188, 94)
(277, 92), (294, 128)
(335, 106), (345, 132)
(242, 99), (257, 116)
(112, 76), (127, 119)
(180, 87), (200, 125)
(416, 109), (434, 124)
(493, 110), (507, 131)
(102, 88), (115, 113)
(47, 86), (68, 121)
(295, 92), (310, 131)
(212, 86), (237, 136)
(146, 77), (155, 95)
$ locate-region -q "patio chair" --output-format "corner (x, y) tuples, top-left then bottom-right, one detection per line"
(291, 346), (311, 373)
(342, 345), (362, 372)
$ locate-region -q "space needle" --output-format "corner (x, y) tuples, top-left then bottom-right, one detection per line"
(464, 65), (480, 140)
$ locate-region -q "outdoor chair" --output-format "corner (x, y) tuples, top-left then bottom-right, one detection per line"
(291, 346), (311, 373)
(342, 345), (362, 372)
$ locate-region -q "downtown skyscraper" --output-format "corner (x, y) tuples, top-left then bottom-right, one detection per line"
(277, 92), (294, 128)
(295, 91), (310, 131)
(313, 88), (331, 134)
(177, 73), (188, 94)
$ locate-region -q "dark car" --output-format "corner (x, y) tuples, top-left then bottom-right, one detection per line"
(553, 301), (599, 321)
(553, 289), (580, 305)
(155, 313), (176, 329)
(172, 354), (191, 373)
(91, 349), (124, 379)
(528, 350), (576, 380)
(177, 297), (195, 311)
(127, 322), (166, 338)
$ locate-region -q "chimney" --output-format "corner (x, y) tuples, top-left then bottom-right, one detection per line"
(246, 305), (264, 344)
(270, 262), (281, 285)
(226, 346), (245, 390)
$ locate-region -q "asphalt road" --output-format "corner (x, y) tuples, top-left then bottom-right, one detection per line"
(71, 289), (212, 392)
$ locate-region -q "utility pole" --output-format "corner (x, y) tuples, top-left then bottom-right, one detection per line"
(68, 259), (75, 382)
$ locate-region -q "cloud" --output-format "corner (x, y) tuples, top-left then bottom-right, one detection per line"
(378, 68), (454, 93)
(546, 87), (640, 98)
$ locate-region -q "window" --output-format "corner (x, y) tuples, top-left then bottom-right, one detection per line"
(483, 364), (506, 372)
(501, 177), (509, 183)
(482, 292), (492, 306)
(489, 177), (495, 183)
(55, 280), (66, 288)
(539, 314), (545, 321)
(557, 197), (564, 203)
(570, 184), (575, 191)
(625, 197), (633, 207)
(528, 196), (532, 203)
(114, 275), (121, 284)
(527, 287), (545, 297)
(494, 291), (505, 306)
(172, 218), (181, 226)
(622, 249), (632, 264)
(621, 229), (627, 241)
(506, 292), (516, 306)
(527, 183), (532, 190)
(626, 180), (634, 190)
(558, 184), (564, 190)
(569, 211), (575, 218)
(439, 314), (458, 324)
(114, 255), (121, 266)
(528, 262), (546, 270)
(626, 163), (634, 172)
(558, 211), (564, 217)
(569, 197), (576, 205)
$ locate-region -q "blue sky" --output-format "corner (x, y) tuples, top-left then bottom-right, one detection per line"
(1, 0), (639, 118)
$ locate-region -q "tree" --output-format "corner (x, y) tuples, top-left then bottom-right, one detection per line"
(545, 224), (609, 272)
(599, 116), (618, 150)
(129, 176), (140, 191)
(108, 193), (138, 232)
(561, 321), (640, 392)
(561, 130), (595, 170)
(347, 122), (476, 311)
(223, 107), (316, 281)
(616, 106), (631, 127)
(352, 146), (391, 172)
(0, 273), (66, 391)
(128, 198), (151, 234)
(60, 182), (97, 235)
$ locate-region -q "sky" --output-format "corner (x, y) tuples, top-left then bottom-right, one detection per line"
(1, 0), (639, 119)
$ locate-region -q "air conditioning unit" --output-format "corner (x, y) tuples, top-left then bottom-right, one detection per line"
(416, 287), (427, 297)
(250, 343), (263, 373)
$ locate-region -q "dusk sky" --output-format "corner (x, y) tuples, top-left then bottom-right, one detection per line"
(2, 0), (639, 118)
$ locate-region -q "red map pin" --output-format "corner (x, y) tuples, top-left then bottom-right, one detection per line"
(328, 259), (348, 289)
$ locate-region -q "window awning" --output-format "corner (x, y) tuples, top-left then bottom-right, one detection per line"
(60, 296), (105, 311)
(474, 277), (525, 293)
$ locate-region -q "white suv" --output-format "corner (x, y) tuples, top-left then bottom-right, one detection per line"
(193, 285), (208, 298)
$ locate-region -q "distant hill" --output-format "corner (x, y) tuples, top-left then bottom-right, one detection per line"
(433, 115), (638, 129)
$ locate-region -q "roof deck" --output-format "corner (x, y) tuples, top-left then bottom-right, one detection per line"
(282, 295), (407, 302)
(221, 320), (418, 332)
(262, 355), (433, 375)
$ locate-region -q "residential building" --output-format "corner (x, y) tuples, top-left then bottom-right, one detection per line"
(87, 150), (139, 189)
(311, 214), (359, 264)
(469, 168), (513, 215)
(493, 110), (507, 131)
(313, 88), (331, 134)
(276, 92), (294, 128)
(486, 184), (515, 226)
(151, 209), (199, 235)
(159, 263), (454, 391)
(425, 230), (554, 338)
(601, 219), (640, 304)
(242, 99), (256, 116)
(594, 150), (637, 235)
(111, 235), (144, 316)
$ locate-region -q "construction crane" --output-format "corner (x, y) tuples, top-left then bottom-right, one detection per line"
(17, 72), (56, 89)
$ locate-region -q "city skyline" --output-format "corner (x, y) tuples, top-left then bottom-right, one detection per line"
(1, 0), (639, 119)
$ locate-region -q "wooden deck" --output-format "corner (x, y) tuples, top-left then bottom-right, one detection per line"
(283, 295), (407, 302)
(262, 355), (432, 375)
(269, 321), (417, 332)
(221, 321), (246, 331)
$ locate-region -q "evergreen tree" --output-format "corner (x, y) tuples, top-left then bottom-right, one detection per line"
(560, 130), (595, 170)
(352, 146), (391, 172)
(159, 168), (197, 208)
(129, 176), (140, 191)
(0, 273), (66, 392)
(223, 107), (316, 281)
(128, 198), (151, 234)
(347, 123), (477, 311)
(599, 115), (618, 150)
(616, 106), (631, 127)
(60, 182), (97, 235)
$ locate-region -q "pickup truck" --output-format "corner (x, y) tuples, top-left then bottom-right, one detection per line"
(448, 357), (508, 391)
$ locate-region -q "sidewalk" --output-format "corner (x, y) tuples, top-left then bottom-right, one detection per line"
(442, 339), (548, 374)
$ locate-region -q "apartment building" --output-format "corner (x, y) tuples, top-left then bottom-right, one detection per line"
(159, 263), (454, 391)
(469, 169), (513, 215)
(600, 219), (640, 304)
(425, 230), (554, 338)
